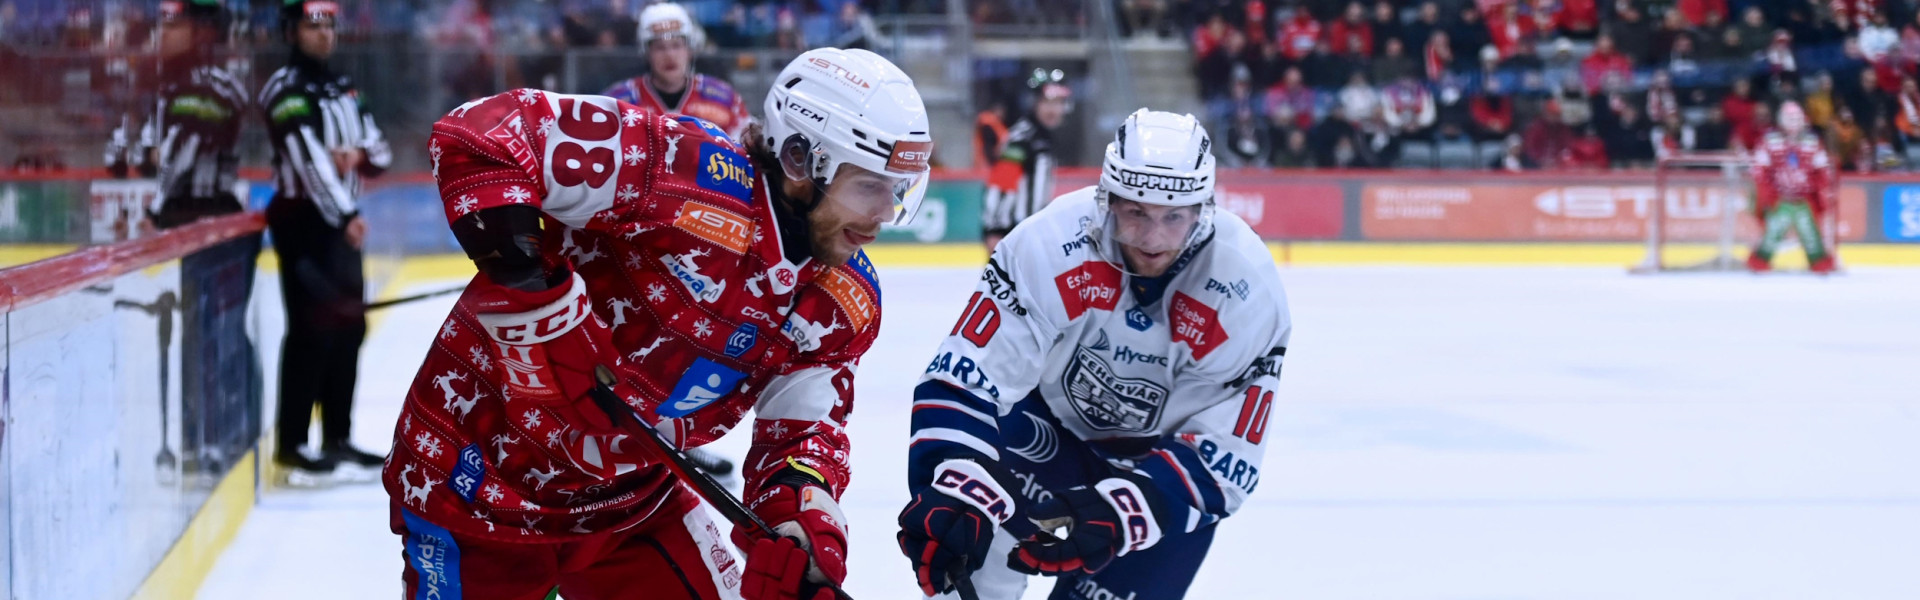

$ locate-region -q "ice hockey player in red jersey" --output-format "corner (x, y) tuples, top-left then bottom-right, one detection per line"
(384, 48), (933, 600)
(1748, 101), (1838, 274)
(602, 3), (752, 141)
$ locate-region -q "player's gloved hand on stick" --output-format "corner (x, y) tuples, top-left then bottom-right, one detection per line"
(897, 459), (1017, 596)
(1010, 475), (1169, 576)
(736, 468), (850, 600)
(466, 269), (630, 436)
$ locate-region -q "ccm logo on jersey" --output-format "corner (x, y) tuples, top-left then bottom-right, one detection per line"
(1055, 261), (1123, 319)
(660, 357), (746, 417)
(1118, 168), (1200, 193)
(930, 460), (1014, 524)
(1169, 292), (1228, 360)
(675, 201), (754, 254)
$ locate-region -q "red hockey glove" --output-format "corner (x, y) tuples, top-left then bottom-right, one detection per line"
(734, 473), (849, 599)
(468, 270), (628, 434)
(1010, 476), (1167, 576)
(740, 537), (843, 600)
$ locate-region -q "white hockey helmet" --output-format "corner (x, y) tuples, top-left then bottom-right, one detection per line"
(1095, 109), (1218, 254)
(763, 47), (933, 226)
(638, 2), (704, 50)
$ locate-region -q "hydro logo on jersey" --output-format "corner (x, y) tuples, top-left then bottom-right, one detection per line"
(725, 323), (758, 358)
(1062, 341), (1169, 433)
(698, 142), (753, 202)
(660, 357), (747, 417)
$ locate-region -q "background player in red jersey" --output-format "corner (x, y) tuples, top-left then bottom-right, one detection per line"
(602, 2), (752, 141)
(385, 48), (933, 600)
(1748, 101), (1838, 274)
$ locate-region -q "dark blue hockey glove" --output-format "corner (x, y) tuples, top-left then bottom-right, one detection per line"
(897, 459), (1018, 596)
(1009, 476), (1167, 576)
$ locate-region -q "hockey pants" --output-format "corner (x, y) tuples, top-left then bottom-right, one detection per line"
(396, 485), (746, 600)
(1751, 200), (1829, 264)
(933, 392), (1217, 600)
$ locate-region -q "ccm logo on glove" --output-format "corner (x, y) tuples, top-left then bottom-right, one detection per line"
(1095, 479), (1161, 555)
(932, 460), (1013, 524)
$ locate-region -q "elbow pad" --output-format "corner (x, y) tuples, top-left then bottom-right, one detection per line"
(451, 204), (565, 291)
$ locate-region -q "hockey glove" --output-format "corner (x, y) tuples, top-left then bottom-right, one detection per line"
(735, 469), (849, 600)
(1010, 475), (1167, 576)
(897, 459), (1018, 596)
(469, 271), (634, 440)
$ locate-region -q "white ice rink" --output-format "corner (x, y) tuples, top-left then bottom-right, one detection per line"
(199, 265), (1920, 600)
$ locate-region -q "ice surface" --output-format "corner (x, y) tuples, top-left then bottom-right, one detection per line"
(199, 266), (1920, 600)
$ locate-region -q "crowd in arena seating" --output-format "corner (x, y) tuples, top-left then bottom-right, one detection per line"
(1189, 0), (1920, 171)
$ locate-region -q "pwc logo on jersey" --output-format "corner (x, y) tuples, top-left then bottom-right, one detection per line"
(661, 252), (727, 303)
(724, 323), (758, 358)
(1169, 292), (1228, 360)
(1205, 278), (1250, 301)
(1055, 261), (1124, 319)
(1118, 168), (1201, 193)
(698, 142), (754, 202)
(674, 201), (754, 254)
(660, 357), (747, 417)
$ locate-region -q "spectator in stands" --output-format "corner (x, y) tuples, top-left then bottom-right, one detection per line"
(1492, 134), (1536, 170)
(1557, 0), (1600, 39)
(1249, 39), (1288, 90)
(1828, 106), (1870, 169)
(1860, 11), (1898, 62)
(1758, 30), (1800, 93)
(1895, 76), (1920, 147)
(1653, 9), (1699, 66)
(1372, 37), (1418, 84)
(1382, 75), (1436, 163)
(1226, 103), (1266, 166)
(1677, 0), (1728, 28)
(1403, 2), (1441, 53)
(1731, 6), (1772, 57)
(1667, 34), (1703, 82)
(1448, 7), (1491, 71)
(1846, 68), (1893, 136)
(824, 1), (880, 50)
(1566, 124), (1609, 168)
(1653, 111), (1697, 157)
(1277, 7), (1322, 61)
(1265, 66), (1319, 131)
(1499, 38), (1547, 76)
(708, 4), (753, 48)
(1487, 3), (1534, 59)
(1696, 105), (1733, 150)
(1271, 128), (1313, 167)
(1471, 76), (1516, 141)
(772, 6), (804, 50)
(1580, 34), (1633, 93)
(1544, 37), (1579, 91)
(1807, 71), (1838, 130)
(1306, 37), (1358, 88)
(1723, 77), (1759, 143)
(1740, 103), (1773, 150)
(975, 97), (1010, 167)
(1310, 103), (1371, 167)
(1196, 12), (1229, 59)
(1329, 2), (1372, 58)
(1523, 101), (1575, 167)
(1474, 45), (1502, 87)
(1123, 0), (1169, 38)
(1432, 74), (1472, 138)
(1610, 3), (1655, 65)
(1599, 102), (1656, 167)
(1200, 27), (1250, 104)
(1370, 1), (1401, 56)
(1424, 30), (1455, 82)
(1646, 70), (1680, 123)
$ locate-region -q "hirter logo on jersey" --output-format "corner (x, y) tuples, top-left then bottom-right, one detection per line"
(698, 143), (754, 202)
(1169, 292), (1228, 360)
(675, 201), (754, 254)
(1055, 261), (1123, 319)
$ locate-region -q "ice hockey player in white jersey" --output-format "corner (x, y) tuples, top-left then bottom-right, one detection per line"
(896, 109), (1292, 600)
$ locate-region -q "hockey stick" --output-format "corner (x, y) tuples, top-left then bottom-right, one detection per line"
(585, 366), (856, 600)
(364, 285), (465, 311)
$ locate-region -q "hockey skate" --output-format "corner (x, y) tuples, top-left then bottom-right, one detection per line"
(1746, 252), (1771, 273)
(324, 443), (386, 484)
(275, 450), (337, 488)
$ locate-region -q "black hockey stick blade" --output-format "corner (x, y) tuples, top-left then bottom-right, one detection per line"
(948, 560), (982, 600)
(364, 285), (465, 311)
(586, 366), (855, 599)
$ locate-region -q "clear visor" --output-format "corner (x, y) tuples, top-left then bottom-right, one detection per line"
(830, 167), (928, 227)
(1106, 197), (1203, 255)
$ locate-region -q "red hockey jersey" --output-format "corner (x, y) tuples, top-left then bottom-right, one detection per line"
(602, 73), (752, 142)
(385, 88), (879, 542)
(1751, 129), (1835, 213)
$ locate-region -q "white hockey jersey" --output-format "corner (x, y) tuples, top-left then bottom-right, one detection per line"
(911, 186), (1292, 531)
